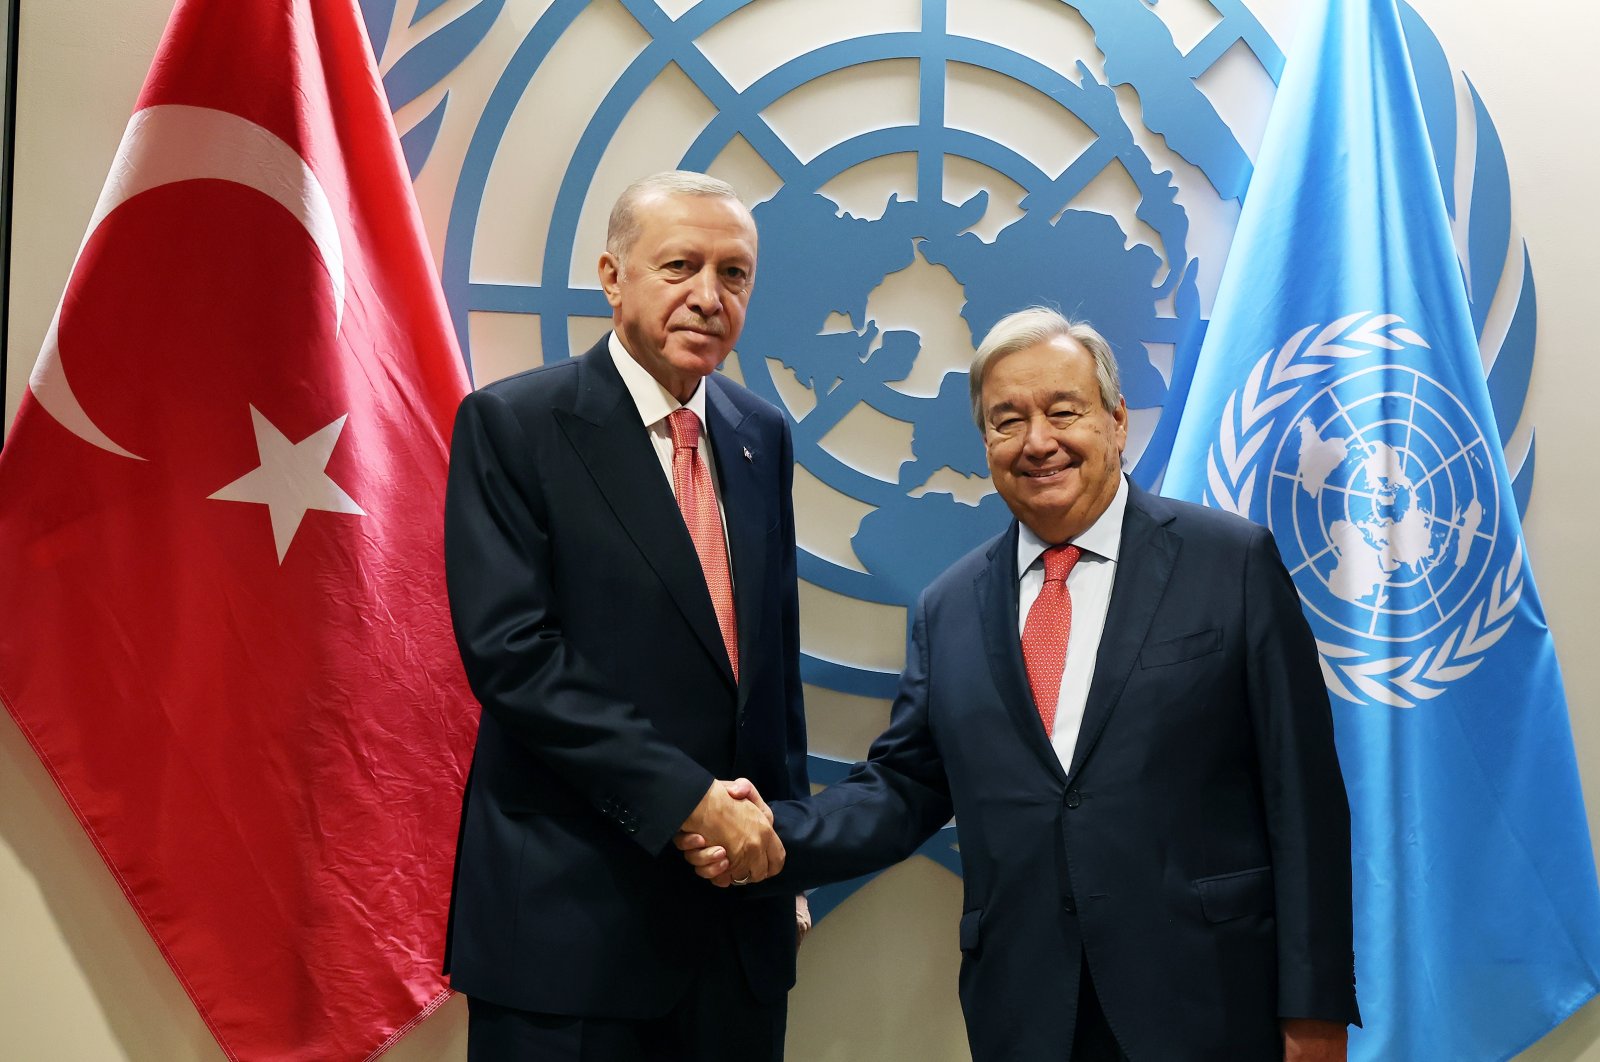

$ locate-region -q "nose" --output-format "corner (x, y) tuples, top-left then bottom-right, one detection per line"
(1020, 414), (1058, 459)
(686, 266), (722, 316)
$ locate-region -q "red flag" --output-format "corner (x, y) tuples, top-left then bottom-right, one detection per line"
(0, 1), (476, 1058)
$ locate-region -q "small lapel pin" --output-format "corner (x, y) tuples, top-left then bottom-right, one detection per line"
(742, 446), (753, 462)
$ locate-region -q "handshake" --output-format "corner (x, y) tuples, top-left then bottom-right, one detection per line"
(676, 777), (780, 887)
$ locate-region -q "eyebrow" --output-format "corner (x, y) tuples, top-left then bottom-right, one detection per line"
(987, 390), (1088, 417)
(653, 245), (753, 267)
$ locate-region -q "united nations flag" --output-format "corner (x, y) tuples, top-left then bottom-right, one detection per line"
(1162, 0), (1600, 1058)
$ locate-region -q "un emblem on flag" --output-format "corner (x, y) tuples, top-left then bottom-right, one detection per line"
(1204, 312), (1524, 708)
(1273, 364), (1495, 639)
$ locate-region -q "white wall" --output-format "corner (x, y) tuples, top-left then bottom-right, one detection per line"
(3, 1), (1598, 1059)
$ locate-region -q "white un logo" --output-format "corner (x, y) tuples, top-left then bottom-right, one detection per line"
(1270, 363), (1498, 643)
(1202, 312), (1524, 709)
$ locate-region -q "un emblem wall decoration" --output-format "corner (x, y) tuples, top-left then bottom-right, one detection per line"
(362, 0), (1542, 914)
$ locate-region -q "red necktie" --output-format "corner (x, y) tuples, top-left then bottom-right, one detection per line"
(1021, 544), (1082, 736)
(667, 409), (739, 682)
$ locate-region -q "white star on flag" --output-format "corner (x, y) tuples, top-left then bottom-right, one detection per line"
(209, 405), (365, 562)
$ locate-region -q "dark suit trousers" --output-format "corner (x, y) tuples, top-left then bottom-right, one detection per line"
(466, 919), (785, 1062)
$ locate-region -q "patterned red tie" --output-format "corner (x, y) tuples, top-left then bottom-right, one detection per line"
(1021, 544), (1083, 736)
(667, 409), (739, 682)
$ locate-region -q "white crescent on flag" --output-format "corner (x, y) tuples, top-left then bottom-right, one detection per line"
(28, 104), (346, 460)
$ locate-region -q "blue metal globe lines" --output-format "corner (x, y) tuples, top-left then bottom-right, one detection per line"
(432, 0), (1282, 690)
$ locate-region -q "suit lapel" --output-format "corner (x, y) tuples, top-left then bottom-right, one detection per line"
(1066, 482), (1180, 784)
(556, 341), (734, 686)
(976, 524), (1069, 784)
(705, 377), (764, 707)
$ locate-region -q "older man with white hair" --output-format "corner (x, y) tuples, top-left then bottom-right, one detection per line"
(684, 307), (1359, 1061)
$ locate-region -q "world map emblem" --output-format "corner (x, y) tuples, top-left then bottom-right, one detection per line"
(365, 0), (1295, 907)
(366, 0), (1544, 903)
(413, 0), (1286, 694)
(1281, 364), (1493, 638)
(1202, 312), (1523, 709)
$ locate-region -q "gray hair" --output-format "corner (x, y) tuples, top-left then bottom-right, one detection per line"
(968, 307), (1122, 430)
(605, 171), (748, 259)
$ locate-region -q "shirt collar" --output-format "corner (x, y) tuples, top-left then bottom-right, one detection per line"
(609, 331), (708, 429)
(1016, 473), (1130, 580)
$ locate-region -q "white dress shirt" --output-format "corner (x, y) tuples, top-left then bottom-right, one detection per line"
(1015, 474), (1130, 771)
(608, 334), (733, 582)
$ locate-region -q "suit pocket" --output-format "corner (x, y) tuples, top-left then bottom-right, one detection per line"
(1139, 627), (1222, 668)
(958, 908), (983, 953)
(1194, 865), (1274, 923)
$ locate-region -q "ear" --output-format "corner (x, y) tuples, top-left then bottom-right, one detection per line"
(1111, 396), (1129, 452)
(598, 252), (623, 308)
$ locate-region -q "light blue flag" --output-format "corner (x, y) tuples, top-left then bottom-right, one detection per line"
(1161, 0), (1600, 1057)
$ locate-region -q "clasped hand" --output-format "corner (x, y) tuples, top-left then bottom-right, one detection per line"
(677, 778), (778, 887)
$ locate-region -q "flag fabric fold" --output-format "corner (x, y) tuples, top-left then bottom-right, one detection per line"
(1161, 1), (1600, 1057)
(0, 1), (477, 1058)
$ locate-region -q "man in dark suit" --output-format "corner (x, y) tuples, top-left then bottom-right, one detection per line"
(683, 308), (1359, 1061)
(443, 171), (808, 1061)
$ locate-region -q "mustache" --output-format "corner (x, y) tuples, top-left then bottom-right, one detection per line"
(673, 313), (726, 336)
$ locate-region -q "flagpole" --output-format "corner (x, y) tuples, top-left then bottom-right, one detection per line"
(0, 0), (21, 449)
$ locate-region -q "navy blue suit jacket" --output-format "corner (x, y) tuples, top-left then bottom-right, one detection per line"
(772, 482), (1358, 1060)
(441, 338), (808, 1016)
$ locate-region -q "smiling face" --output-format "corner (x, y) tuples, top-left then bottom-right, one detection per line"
(982, 335), (1128, 544)
(598, 191), (758, 403)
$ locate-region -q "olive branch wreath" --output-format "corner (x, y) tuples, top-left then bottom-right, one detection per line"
(1202, 311), (1522, 709)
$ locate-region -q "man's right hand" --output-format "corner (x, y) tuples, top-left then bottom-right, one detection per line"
(679, 777), (783, 886)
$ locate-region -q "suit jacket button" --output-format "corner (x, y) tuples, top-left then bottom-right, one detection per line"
(1063, 896), (1077, 914)
(1065, 789), (1081, 810)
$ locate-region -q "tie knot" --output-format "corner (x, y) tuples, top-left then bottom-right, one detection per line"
(1042, 544), (1082, 584)
(667, 408), (701, 452)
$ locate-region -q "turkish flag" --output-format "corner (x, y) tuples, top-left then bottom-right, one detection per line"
(0, 2), (476, 1059)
